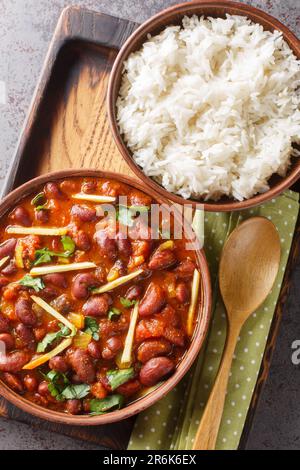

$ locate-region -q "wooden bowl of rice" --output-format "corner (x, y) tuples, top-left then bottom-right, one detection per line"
(108, 1), (300, 212)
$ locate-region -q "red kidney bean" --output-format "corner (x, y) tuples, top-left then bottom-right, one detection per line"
(50, 294), (72, 313)
(44, 182), (65, 199)
(38, 381), (49, 396)
(51, 238), (62, 252)
(34, 209), (49, 224)
(73, 230), (91, 251)
(71, 204), (96, 222)
(102, 179), (129, 197)
(33, 393), (48, 407)
(10, 207), (31, 227)
(137, 339), (172, 363)
(110, 259), (126, 277)
(0, 275), (9, 288)
(87, 341), (102, 359)
(83, 399), (91, 412)
(81, 181), (97, 194)
(116, 379), (141, 397)
(116, 232), (132, 257)
(98, 372), (112, 392)
(101, 336), (123, 360)
(139, 357), (175, 386)
(175, 282), (190, 303)
(0, 350), (29, 372)
(66, 349), (95, 384)
(125, 285), (143, 301)
(43, 273), (67, 289)
(148, 249), (176, 271)
(94, 265), (107, 283)
(15, 323), (35, 348)
(66, 399), (82, 415)
(2, 372), (23, 392)
(23, 375), (38, 392)
(164, 326), (185, 347)
(15, 298), (36, 326)
(49, 356), (69, 373)
(82, 294), (111, 317)
(33, 326), (46, 342)
(174, 259), (195, 278)
(94, 229), (117, 259)
(60, 180), (77, 192)
(1, 260), (17, 276)
(159, 305), (179, 327)
(0, 315), (9, 333)
(71, 374), (82, 384)
(139, 282), (166, 317)
(128, 220), (152, 241)
(0, 333), (15, 351)
(0, 238), (17, 259)
(71, 273), (99, 300)
(128, 189), (152, 208)
(39, 286), (58, 301)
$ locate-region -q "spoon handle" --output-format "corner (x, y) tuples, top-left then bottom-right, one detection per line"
(192, 321), (241, 450)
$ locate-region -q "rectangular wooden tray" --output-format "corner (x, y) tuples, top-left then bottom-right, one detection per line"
(1, 6), (299, 450)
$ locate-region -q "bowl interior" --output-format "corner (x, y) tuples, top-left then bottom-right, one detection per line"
(0, 169), (212, 425)
(108, 0), (300, 211)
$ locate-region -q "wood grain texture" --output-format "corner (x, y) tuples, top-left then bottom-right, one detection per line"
(1, 6), (138, 196)
(0, 5), (138, 450)
(1, 4), (299, 450)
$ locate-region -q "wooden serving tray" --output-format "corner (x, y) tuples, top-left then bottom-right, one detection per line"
(1, 5), (299, 450)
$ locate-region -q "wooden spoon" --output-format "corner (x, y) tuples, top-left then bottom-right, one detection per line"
(192, 217), (280, 450)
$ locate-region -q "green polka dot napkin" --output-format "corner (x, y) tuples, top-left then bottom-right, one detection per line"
(128, 190), (299, 450)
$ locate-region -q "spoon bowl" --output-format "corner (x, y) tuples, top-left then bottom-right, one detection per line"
(219, 217), (281, 321)
(193, 216), (281, 450)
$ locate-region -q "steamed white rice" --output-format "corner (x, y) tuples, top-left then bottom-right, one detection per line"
(116, 15), (300, 201)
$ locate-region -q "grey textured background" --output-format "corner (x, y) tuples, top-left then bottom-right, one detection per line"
(0, 0), (299, 450)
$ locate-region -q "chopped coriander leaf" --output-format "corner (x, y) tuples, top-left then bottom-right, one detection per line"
(48, 382), (65, 401)
(31, 192), (46, 207)
(89, 394), (124, 414)
(45, 370), (70, 401)
(117, 205), (150, 228)
(34, 236), (76, 266)
(61, 384), (90, 400)
(36, 323), (72, 353)
(84, 316), (99, 341)
(34, 249), (53, 266)
(128, 205), (150, 213)
(61, 235), (76, 254)
(119, 204), (150, 213)
(44, 371), (90, 402)
(37, 331), (61, 353)
(118, 205), (135, 227)
(120, 297), (136, 308)
(19, 275), (45, 292)
(108, 307), (122, 321)
(58, 322), (73, 337)
(46, 369), (69, 384)
(106, 368), (135, 391)
(35, 203), (48, 212)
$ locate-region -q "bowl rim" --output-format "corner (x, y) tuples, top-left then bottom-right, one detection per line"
(0, 169), (212, 426)
(107, 0), (300, 212)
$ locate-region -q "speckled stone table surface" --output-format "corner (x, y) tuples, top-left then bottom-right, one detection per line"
(0, 0), (299, 450)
